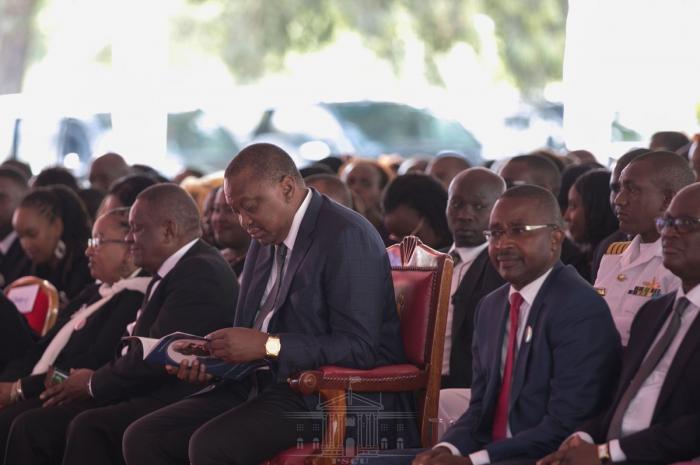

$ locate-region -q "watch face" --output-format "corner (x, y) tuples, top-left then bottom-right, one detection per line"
(266, 337), (281, 357)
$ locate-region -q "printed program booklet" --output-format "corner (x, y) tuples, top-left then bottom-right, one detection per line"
(124, 332), (268, 380)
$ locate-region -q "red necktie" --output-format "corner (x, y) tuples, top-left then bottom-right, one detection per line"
(492, 292), (524, 441)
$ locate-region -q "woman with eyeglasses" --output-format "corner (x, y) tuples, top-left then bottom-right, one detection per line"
(0, 208), (149, 456)
(12, 185), (93, 307)
(564, 169), (619, 282)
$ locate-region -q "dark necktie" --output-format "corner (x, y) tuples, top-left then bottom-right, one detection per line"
(449, 250), (462, 267)
(142, 273), (162, 310)
(253, 244), (288, 330)
(607, 296), (691, 439)
(492, 292), (524, 441)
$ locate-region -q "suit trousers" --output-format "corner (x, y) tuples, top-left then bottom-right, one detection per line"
(123, 381), (310, 465)
(4, 396), (168, 465)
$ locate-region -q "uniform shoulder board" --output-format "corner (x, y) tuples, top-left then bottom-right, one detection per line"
(605, 241), (631, 255)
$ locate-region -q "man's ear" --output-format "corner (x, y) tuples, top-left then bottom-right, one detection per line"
(551, 226), (565, 250)
(280, 175), (296, 201)
(162, 219), (177, 243)
(661, 189), (676, 211)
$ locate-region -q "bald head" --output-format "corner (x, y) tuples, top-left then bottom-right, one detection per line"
(305, 174), (352, 208)
(628, 150), (695, 193)
(137, 184), (202, 238)
(499, 155), (562, 196)
(225, 143), (303, 186)
(689, 140), (700, 181)
(447, 167), (506, 247)
(90, 153), (130, 193)
(499, 184), (563, 227)
(427, 153), (471, 189)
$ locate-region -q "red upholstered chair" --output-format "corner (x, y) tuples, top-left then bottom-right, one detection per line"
(265, 236), (454, 465)
(5, 276), (60, 336)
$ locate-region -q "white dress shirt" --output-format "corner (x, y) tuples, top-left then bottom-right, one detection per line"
(574, 283), (700, 461)
(442, 242), (488, 375)
(437, 268), (554, 464)
(258, 189), (312, 332)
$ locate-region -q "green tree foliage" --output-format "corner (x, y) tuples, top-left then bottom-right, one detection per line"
(178, 0), (567, 95)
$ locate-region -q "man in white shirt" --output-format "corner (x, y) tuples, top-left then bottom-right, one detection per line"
(594, 151), (694, 345)
(538, 182), (700, 465)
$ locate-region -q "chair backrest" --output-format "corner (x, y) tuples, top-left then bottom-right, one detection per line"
(386, 236), (453, 446)
(5, 276), (60, 336)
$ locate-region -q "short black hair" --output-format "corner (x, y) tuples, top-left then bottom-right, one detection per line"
(499, 184), (563, 227)
(506, 154), (562, 193)
(651, 131), (690, 152)
(225, 143), (302, 185)
(0, 166), (28, 189)
(33, 166), (79, 191)
(573, 170), (619, 246)
(613, 148), (651, 178)
(630, 150), (695, 192)
(383, 174), (450, 247)
(136, 183), (202, 237)
(108, 174), (158, 207)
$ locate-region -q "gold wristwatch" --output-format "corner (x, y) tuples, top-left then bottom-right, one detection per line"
(265, 335), (281, 359)
(597, 443), (611, 464)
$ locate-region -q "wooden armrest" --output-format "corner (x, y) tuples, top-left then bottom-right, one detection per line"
(288, 364), (426, 395)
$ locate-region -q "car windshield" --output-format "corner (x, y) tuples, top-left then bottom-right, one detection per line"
(325, 102), (481, 158)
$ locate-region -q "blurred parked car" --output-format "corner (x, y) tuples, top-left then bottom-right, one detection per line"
(250, 101), (483, 166)
(0, 93), (240, 178)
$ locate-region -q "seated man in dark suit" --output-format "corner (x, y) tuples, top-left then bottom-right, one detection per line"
(0, 167), (32, 288)
(375, 185), (621, 465)
(439, 168), (506, 432)
(539, 182), (700, 465)
(122, 143), (407, 465)
(4, 184), (238, 465)
(442, 168), (506, 389)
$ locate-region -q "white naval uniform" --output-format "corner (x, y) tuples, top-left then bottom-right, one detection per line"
(593, 235), (680, 345)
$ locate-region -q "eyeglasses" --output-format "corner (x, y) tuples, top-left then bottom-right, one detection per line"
(88, 238), (129, 248)
(483, 224), (559, 241)
(655, 216), (700, 234)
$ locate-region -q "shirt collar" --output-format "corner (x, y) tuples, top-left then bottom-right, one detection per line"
(677, 283), (700, 310)
(509, 267), (554, 307)
(0, 231), (17, 255)
(282, 189), (312, 252)
(631, 234), (663, 258)
(156, 239), (198, 279)
(448, 242), (488, 264)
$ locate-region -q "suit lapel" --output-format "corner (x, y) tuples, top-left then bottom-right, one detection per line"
(606, 294), (674, 417)
(269, 190), (322, 327)
(235, 243), (273, 328)
(654, 297), (700, 415)
(484, 287), (511, 413)
(451, 249), (489, 332)
(508, 265), (562, 407)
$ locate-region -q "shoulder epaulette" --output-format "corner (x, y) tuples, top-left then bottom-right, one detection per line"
(605, 241), (631, 255)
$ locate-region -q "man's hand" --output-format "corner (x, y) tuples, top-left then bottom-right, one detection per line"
(165, 359), (213, 384)
(40, 368), (93, 407)
(0, 382), (14, 405)
(412, 447), (471, 465)
(537, 435), (599, 465)
(206, 328), (268, 363)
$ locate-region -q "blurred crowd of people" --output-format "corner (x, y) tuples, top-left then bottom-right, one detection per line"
(0, 127), (696, 465)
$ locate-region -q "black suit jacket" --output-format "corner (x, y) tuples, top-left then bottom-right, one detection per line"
(442, 263), (621, 461)
(0, 293), (36, 373)
(443, 247), (505, 388)
(0, 281), (145, 398)
(90, 240), (238, 403)
(0, 236), (32, 289)
(580, 291), (700, 463)
(561, 237), (590, 282)
(234, 190), (405, 409)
